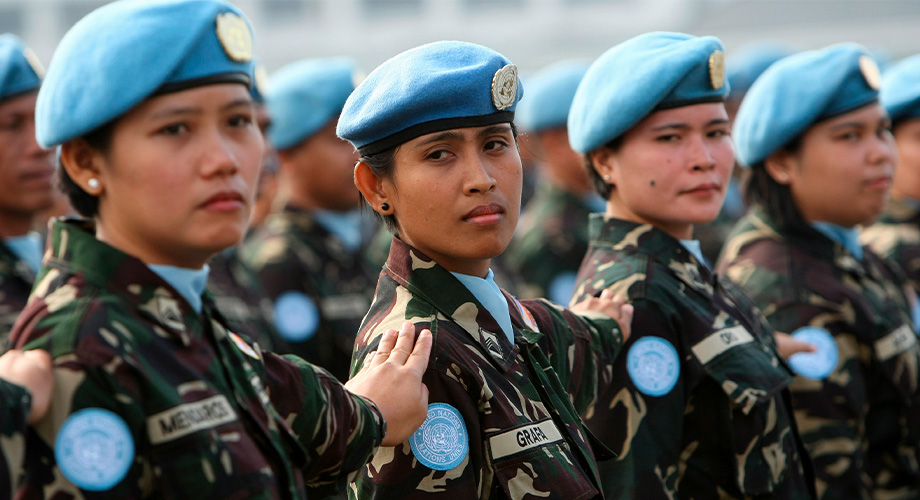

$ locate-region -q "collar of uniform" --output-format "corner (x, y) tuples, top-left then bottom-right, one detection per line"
(588, 214), (715, 292)
(44, 218), (202, 344)
(384, 235), (517, 371)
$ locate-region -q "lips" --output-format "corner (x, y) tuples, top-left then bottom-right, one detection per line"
(462, 203), (505, 225)
(200, 190), (245, 211)
(682, 182), (721, 195)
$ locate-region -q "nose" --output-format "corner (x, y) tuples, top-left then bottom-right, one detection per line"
(201, 128), (240, 178)
(464, 153), (497, 194)
(689, 135), (716, 172)
(24, 119), (50, 159)
(868, 130), (897, 168)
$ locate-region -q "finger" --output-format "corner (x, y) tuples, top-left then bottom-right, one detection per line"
(619, 304), (634, 340)
(369, 329), (398, 367)
(404, 328), (433, 375)
(22, 349), (52, 370)
(387, 321), (418, 365)
(600, 288), (615, 300)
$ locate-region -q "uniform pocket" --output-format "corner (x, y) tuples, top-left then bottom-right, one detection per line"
(695, 325), (794, 495)
(487, 419), (599, 500)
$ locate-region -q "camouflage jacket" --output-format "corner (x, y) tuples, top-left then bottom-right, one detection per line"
(862, 196), (920, 295)
(349, 236), (626, 500)
(241, 204), (377, 382)
(717, 207), (920, 500)
(9, 218), (384, 499)
(504, 181), (595, 303)
(1, 379), (31, 498)
(571, 215), (815, 500)
(207, 245), (279, 351)
(0, 239), (37, 347)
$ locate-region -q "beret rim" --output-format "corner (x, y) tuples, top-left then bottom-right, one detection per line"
(0, 86), (39, 105)
(153, 72), (251, 97)
(357, 111), (514, 156)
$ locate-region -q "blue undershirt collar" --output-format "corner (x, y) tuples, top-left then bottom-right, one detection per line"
(4, 232), (43, 275)
(680, 239), (709, 269)
(811, 221), (863, 261)
(148, 264), (210, 314)
(450, 269), (514, 345)
(313, 208), (363, 253)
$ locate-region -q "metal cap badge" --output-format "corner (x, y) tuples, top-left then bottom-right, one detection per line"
(709, 50), (725, 90)
(859, 55), (881, 90)
(23, 47), (45, 78)
(216, 12), (252, 62)
(491, 64), (518, 110)
(253, 64), (269, 96)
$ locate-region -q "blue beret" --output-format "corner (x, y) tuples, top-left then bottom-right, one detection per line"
(881, 53), (920, 124)
(0, 34), (42, 102)
(268, 57), (359, 150)
(36, 0), (255, 148)
(337, 41), (523, 155)
(726, 42), (796, 96)
(515, 60), (589, 133)
(733, 43), (881, 167)
(568, 32), (729, 154)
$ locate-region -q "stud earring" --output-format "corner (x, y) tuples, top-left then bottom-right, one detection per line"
(604, 175), (610, 181)
(380, 203), (390, 212)
(88, 178), (100, 190)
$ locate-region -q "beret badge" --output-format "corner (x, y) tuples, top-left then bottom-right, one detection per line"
(708, 50), (725, 90)
(491, 64), (518, 111)
(253, 65), (269, 96)
(215, 12), (252, 62)
(858, 55), (881, 90)
(23, 47), (45, 78)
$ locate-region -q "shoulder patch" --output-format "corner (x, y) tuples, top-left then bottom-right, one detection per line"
(627, 336), (680, 396)
(273, 290), (320, 342)
(787, 327), (838, 379)
(56, 408), (134, 491)
(513, 298), (540, 332)
(409, 403), (469, 471)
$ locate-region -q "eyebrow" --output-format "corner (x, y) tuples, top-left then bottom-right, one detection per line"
(477, 124), (513, 138)
(150, 98), (252, 120)
(651, 118), (729, 132)
(829, 121), (867, 131)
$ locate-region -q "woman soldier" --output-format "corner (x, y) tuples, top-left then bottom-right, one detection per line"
(338, 41), (633, 499)
(862, 54), (920, 295)
(566, 32), (815, 499)
(717, 44), (920, 499)
(9, 0), (431, 498)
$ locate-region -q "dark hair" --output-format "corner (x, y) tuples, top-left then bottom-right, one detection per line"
(744, 137), (809, 232)
(583, 135), (624, 199)
(57, 120), (117, 218)
(359, 122), (521, 234)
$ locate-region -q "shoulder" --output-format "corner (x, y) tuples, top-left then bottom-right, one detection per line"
(573, 245), (653, 303)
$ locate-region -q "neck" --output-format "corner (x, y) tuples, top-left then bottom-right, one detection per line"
(96, 219), (210, 269)
(0, 211), (36, 239)
(605, 200), (693, 240)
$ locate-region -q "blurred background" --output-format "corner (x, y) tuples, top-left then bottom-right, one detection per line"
(3, 0), (919, 77)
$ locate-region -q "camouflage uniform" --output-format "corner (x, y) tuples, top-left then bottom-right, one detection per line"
(862, 197), (920, 294)
(717, 207), (920, 500)
(207, 245), (279, 351)
(241, 204), (377, 382)
(571, 215), (816, 500)
(505, 181), (595, 302)
(0, 240), (37, 347)
(9, 218), (385, 499)
(1, 379), (31, 498)
(349, 236), (626, 500)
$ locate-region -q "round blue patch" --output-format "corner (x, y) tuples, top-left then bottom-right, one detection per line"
(273, 291), (320, 342)
(788, 327), (838, 380)
(55, 408), (134, 491)
(547, 272), (578, 306)
(409, 403), (469, 471)
(627, 336), (680, 397)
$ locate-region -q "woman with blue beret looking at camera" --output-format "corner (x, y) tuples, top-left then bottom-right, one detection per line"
(717, 44), (920, 499)
(338, 40), (633, 499)
(566, 32), (816, 499)
(8, 0), (432, 498)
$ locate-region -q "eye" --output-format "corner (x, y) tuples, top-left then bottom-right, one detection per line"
(837, 130), (861, 141)
(708, 128), (729, 139)
(158, 123), (188, 136)
(656, 134), (680, 143)
(0, 115), (24, 132)
(426, 149), (450, 161)
(484, 139), (509, 151)
(228, 114), (253, 128)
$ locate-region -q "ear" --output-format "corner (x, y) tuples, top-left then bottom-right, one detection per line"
(764, 149), (795, 185)
(59, 139), (105, 196)
(589, 147), (618, 186)
(354, 161), (391, 214)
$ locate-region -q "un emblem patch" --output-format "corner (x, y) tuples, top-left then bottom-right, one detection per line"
(787, 327), (838, 380)
(409, 403), (469, 471)
(55, 408), (134, 491)
(627, 336), (680, 397)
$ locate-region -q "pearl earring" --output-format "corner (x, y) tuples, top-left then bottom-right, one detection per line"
(88, 178), (100, 190)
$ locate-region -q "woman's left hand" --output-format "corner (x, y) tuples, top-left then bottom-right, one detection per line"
(571, 289), (633, 341)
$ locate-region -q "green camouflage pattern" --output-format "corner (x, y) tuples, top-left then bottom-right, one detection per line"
(207, 245), (279, 351)
(571, 215), (815, 500)
(9, 218), (384, 499)
(0, 240), (37, 347)
(504, 181), (596, 303)
(862, 197), (920, 294)
(241, 204), (377, 382)
(1, 379), (30, 498)
(717, 207), (920, 500)
(349, 236), (626, 500)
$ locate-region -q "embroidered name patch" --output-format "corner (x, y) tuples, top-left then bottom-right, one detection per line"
(147, 395), (238, 445)
(409, 403), (469, 471)
(627, 336), (680, 396)
(56, 408), (134, 491)
(787, 327), (838, 380)
(691, 325), (754, 365)
(875, 323), (917, 362)
(488, 418), (564, 461)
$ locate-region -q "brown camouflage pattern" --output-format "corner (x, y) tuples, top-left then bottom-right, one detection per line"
(862, 196), (920, 294)
(1, 379), (30, 498)
(0, 240), (36, 348)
